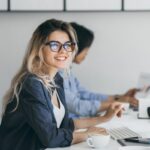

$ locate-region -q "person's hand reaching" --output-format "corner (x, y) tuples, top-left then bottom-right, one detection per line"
(103, 102), (123, 122)
(116, 88), (140, 107)
(86, 126), (108, 136)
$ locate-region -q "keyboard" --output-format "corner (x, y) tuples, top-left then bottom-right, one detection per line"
(108, 127), (141, 140)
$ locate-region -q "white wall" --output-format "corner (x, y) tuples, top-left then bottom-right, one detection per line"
(1, 12), (150, 114)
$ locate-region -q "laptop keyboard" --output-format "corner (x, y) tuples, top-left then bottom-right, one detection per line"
(108, 127), (141, 140)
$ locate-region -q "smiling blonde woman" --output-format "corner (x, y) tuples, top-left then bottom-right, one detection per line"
(0, 19), (123, 150)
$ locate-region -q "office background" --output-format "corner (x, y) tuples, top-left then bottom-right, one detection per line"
(1, 12), (150, 115)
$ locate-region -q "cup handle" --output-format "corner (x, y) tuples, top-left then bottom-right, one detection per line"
(87, 138), (94, 148)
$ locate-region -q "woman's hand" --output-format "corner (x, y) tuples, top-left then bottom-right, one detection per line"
(103, 102), (123, 122)
(72, 127), (108, 144)
(86, 126), (108, 136)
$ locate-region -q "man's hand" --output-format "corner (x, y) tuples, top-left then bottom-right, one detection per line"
(115, 88), (140, 107)
(124, 88), (141, 97)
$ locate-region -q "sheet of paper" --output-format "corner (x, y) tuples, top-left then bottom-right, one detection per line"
(138, 98), (150, 119)
(135, 73), (150, 98)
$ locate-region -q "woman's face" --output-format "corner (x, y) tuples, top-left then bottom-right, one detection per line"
(73, 47), (89, 64)
(42, 30), (74, 71)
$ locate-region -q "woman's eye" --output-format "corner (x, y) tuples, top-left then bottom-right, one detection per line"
(64, 44), (71, 49)
(50, 43), (59, 50)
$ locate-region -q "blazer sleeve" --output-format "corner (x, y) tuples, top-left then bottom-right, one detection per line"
(20, 76), (74, 148)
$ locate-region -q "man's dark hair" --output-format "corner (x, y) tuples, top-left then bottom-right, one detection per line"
(70, 22), (94, 55)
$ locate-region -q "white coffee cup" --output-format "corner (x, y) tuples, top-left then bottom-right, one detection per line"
(86, 134), (110, 148)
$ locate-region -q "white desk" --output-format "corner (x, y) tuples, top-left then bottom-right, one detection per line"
(46, 110), (150, 150)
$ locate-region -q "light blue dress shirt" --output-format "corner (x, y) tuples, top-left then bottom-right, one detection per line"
(59, 71), (108, 118)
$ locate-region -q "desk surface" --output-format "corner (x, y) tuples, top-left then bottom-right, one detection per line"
(46, 110), (150, 150)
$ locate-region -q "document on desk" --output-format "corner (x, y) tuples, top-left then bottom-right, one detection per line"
(135, 72), (150, 98)
(118, 146), (150, 150)
(138, 98), (150, 119)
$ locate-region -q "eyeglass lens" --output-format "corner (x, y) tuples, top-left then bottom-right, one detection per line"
(46, 41), (75, 52)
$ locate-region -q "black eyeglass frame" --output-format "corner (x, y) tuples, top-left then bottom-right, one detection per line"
(45, 40), (76, 52)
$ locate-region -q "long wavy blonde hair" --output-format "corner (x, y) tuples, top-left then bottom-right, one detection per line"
(2, 19), (78, 115)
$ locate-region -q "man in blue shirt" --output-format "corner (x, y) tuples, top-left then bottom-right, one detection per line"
(60, 22), (139, 118)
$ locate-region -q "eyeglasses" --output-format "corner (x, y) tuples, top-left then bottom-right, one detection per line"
(45, 41), (76, 52)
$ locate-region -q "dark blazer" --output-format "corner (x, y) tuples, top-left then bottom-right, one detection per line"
(0, 73), (74, 150)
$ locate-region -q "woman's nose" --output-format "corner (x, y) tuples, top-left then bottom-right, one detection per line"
(58, 46), (68, 53)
